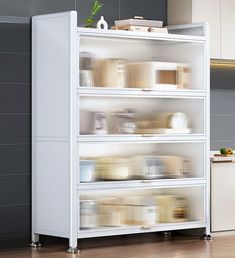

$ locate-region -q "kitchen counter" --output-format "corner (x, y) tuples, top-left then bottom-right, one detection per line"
(210, 151), (235, 162)
(211, 152), (235, 233)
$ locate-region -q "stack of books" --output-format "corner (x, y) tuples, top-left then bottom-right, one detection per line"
(112, 17), (167, 33)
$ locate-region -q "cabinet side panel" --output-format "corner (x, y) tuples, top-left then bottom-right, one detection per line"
(167, 0), (192, 25)
(34, 141), (69, 236)
(32, 12), (78, 238)
(32, 14), (71, 138)
(221, 0), (235, 59)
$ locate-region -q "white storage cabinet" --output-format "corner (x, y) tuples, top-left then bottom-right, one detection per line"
(32, 12), (210, 252)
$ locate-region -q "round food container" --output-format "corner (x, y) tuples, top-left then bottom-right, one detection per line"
(80, 200), (98, 229)
(80, 160), (96, 183)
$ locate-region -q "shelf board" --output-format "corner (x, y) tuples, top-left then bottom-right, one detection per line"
(78, 221), (206, 239)
(77, 27), (206, 43)
(78, 178), (206, 192)
(78, 87), (206, 98)
(78, 134), (206, 143)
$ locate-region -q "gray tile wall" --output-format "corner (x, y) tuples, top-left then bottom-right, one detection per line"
(0, 0), (167, 27)
(76, 0), (166, 27)
(0, 22), (31, 246)
(211, 89), (235, 150)
(0, 0), (167, 248)
(210, 67), (235, 150)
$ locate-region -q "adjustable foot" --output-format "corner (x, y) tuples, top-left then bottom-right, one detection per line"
(66, 247), (80, 254)
(201, 234), (213, 240)
(29, 241), (42, 248)
(163, 231), (172, 240)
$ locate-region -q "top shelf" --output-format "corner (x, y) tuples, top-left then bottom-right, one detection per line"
(77, 27), (207, 43)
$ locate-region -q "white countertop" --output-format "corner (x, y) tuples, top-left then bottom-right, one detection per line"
(211, 151), (235, 162)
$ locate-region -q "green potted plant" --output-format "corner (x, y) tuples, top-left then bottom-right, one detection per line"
(85, 0), (103, 28)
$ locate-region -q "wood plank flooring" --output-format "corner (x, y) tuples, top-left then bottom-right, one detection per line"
(0, 235), (235, 258)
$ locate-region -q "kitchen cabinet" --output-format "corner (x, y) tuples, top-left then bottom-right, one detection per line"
(168, 0), (220, 59)
(221, 0), (235, 59)
(32, 11), (210, 252)
(211, 157), (235, 232)
(168, 0), (235, 60)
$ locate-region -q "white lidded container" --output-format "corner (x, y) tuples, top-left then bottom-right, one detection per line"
(121, 196), (157, 226)
(80, 200), (98, 229)
(80, 160), (96, 182)
(130, 155), (165, 179)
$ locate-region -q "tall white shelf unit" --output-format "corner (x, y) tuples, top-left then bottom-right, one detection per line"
(32, 12), (210, 252)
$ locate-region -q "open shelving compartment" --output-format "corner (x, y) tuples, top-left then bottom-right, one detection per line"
(32, 11), (210, 252)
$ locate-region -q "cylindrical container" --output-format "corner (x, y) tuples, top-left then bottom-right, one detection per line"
(80, 160), (96, 183)
(94, 58), (127, 88)
(80, 111), (107, 135)
(109, 109), (137, 134)
(80, 200), (98, 229)
(79, 52), (94, 87)
(80, 70), (94, 87)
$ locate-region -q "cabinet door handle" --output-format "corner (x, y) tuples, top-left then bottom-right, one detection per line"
(141, 180), (155, 183)
(142, 89), (153, 92)
(141, 226), (153, 230)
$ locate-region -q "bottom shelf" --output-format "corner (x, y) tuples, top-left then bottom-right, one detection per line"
(78, 221), (206, 239)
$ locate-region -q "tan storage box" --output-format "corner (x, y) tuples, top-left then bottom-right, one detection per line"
(94, 58), (127, 88)
(155, 195), (190, 223)
(95, 157), (130, 180)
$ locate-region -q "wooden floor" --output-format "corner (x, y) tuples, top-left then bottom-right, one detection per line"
(0, 235), (235, 258)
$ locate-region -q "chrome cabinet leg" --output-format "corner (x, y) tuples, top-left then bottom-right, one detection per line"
(66, 247), (80, 254)
(29, 241), (42, 248)
(201, 234), (213, 240)
(30, 233), (42, 248)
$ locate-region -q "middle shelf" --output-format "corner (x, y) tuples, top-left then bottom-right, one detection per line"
(78, 140), (207, 185)
(78, 95), (206, 137)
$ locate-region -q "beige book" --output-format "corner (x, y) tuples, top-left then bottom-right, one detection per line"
(112, 25), (168, 33)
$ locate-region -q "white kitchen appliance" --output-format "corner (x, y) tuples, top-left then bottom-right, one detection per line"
(128, 62), (190, 90)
